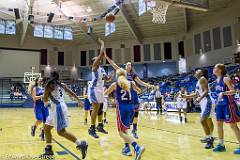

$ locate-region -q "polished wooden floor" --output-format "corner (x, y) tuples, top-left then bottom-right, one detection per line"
(0, 108), (239, 160)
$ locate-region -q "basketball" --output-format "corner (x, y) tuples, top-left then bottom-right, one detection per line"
(106, 14), (115, 23)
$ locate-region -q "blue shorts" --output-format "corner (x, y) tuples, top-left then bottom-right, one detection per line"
(35, 103), (49, 123)
(116, 101), (134, 132)
(200, 96), (212, 118)
(215, 96), (240, 123)
(84, 98), (92, 111)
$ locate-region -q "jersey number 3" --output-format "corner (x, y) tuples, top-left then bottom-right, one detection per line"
(121, 90), (131, 101)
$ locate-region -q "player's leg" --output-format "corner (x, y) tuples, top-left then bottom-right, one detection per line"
(213, 120), (225, 152)
(89, 102), (100, 138)
(97, 103), (108, 134)
(207, 118), (214, 135)
(39, 105), (49, 141)
(31, 106), (43, 137)
(178, 108), (182, 122)
(200, 117), (214, 149)
(183, 108), (187, 123)
(40, 124), (54, 159)
(132, 109), (139, 139)
(229, 123), (240, 154)
(57, 128), (88, 159)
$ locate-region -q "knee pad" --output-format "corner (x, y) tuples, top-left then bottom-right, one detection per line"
(98, 103), (103, 116)
(134, 111), (139, 118)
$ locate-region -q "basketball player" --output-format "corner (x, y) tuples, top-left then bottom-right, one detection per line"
(104, 68), (145, 160)
(212, 64), (240, 154)
(175, 87), (188, 123)
(88, 39), (113, 138)
(83, 81), (92, 125)
(103, 87), (108, 124)
(182, 69), (214, 149)
(104, 53), (155, 139)
(31, 77), (49, 141)
(40, 71), (88, 159)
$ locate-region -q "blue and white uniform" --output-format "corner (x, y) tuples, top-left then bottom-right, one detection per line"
(215, 77), (240, 123)
(115, 82), (135, 132)
(89, 67), (106, 103)
(35, 86), (49, 122)
(45, 83), (69, 132)
(84, 82), (92, 111)
(195, 80), (214, 118)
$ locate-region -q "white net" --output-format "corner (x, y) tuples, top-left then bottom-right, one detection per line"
(147, 0), (171, 24)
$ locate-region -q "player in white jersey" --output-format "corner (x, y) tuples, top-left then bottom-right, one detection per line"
(40, 72), (88, 159)
(175, 87), (188, 123)
(182, 69), (214, 149)
(88, 39), (114, 138)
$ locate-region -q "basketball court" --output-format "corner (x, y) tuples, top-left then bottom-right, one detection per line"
(0, 0), (240, 160)
(0, 108), (239, 160)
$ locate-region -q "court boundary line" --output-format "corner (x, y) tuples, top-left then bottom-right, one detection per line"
(52, 138), (81, 160)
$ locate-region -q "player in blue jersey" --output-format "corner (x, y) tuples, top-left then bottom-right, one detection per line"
(104, 53), (155, 139)
(88, 39), (114, 138)
(83, 81), (92, 125)
(30, 77), (49, 141)
(104, 68), (145, 160)
(212, 64), (240, 154)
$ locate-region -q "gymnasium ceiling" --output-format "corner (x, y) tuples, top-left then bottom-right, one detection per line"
(0, 0), (234, 45)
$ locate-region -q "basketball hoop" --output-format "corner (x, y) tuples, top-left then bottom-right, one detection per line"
(146, 0), (171, 24)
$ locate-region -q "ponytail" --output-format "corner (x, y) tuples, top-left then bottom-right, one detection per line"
(116, 68), (130, 91)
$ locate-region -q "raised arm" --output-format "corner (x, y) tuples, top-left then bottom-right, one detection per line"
(62, 83), (84, 107)
(103, 71), (115, 82)
(131, 82), (141, 94)
(104, 83), (116, 96)
(134, 76), (154, 89)
(92, 39), (105, 71)
(104, 51), (120, 71)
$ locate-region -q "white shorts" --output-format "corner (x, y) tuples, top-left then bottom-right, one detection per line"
(199, 96), (214, 118)
(103, 97), (108, 112)
(89, 87), (104, 103)
(45, 102), (69, 130)
(177, 101), (187, 109)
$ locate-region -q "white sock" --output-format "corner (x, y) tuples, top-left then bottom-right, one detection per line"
(219, 139), (224, 145)
(46, 143), (52, 146)
(75, 139), (82, 146)
(206, 135), (211, 139)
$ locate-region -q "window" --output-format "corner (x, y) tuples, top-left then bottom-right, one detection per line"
(154, 43), (161, 60)
(178, 41), (184, 58)
(40, 49), (48, 65)
(133, 45), (141, 62)
(203, 30), (211, 52)
(143, 44), (151, 61)
(58, 52), (64, 66)
(89, 50), (95, 65)
(212, 27), (221, 50)
(223, 26), (232, 47)
(164, 42), (172, 60)
(194, 33), (201, 54)
(80, 51), (87, 66)
(106, 48), (112, 64)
